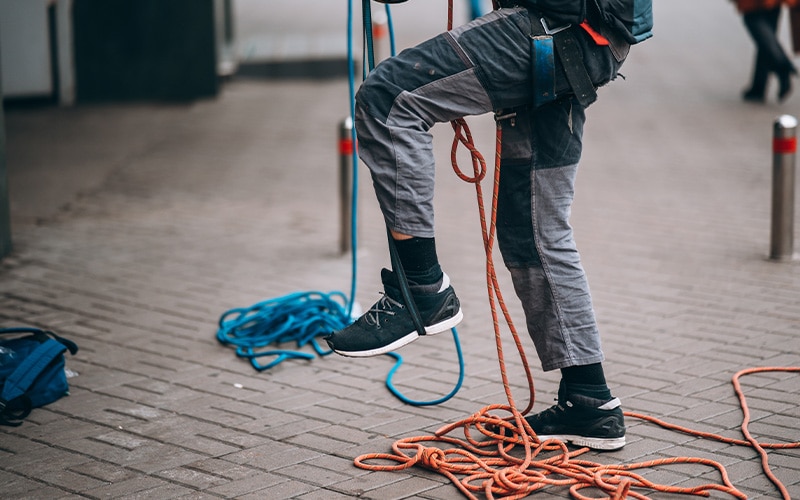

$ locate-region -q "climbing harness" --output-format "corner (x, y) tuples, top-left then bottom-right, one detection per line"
(352, 2), (800, 499)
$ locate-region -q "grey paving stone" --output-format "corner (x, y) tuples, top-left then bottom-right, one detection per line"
(205, 471), (287, 498)
(156, 466), (230, 491)
(355, 475), (444, 499)
(82, 475), (174, 499)
(223, 441), (323, 471)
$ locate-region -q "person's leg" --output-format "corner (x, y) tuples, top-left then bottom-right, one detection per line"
(327, 8), (542, 357)
(495, 99), (624, 450)
(356, 8), (537, 239)
(742, 10), (772, 100)
(766, 8), (797, 101)
(744, 44), (770, 101)
(496, 102), (602, 372)
(743, 8), (796, 101)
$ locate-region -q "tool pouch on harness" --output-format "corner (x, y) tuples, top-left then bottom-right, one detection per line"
(526, 1), (638, 109)
(528, 13), (598, 108)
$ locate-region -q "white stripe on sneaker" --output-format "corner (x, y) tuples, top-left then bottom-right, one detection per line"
(438, 272), (451, 293)
(597, 397), (622, 411)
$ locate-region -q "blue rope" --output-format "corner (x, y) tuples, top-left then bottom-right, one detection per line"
(385, 328), (465, 406)
(346, 0), (359, 318)
(216, 291), (348, 371)
(386, 6), (397, 57)
(362, 0), (375, 74)
(215, 0), (465, 406)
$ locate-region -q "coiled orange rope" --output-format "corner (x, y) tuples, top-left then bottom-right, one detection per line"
(353, 3), (800, 498)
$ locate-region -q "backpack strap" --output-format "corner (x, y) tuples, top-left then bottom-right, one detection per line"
(0, 397), (31, 426)
(553, 28), (598, 107)
(0, 327), (79, 355)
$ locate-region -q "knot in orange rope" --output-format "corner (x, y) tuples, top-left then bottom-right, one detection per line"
(493, 466), (535, 494)
(418, 446), (448, 470)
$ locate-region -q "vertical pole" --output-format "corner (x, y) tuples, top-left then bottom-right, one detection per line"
(339, 117), (355, 255)
(0, 59), (12, 259)
(56, 0), (76, 106)
(770, 115), (797, 261)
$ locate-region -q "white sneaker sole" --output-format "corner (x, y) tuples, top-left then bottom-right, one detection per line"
(333, 308), (463, 358)
(424, 308), (463, 335)
(536, 433), (626, 451)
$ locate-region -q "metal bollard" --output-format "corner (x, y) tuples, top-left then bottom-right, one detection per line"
(339, 117), (355, 255)
(372, 8), (389, 63)
(770, 114), (798, 261)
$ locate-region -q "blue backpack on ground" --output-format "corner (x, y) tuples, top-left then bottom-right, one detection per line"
(0, 327), (79, 426)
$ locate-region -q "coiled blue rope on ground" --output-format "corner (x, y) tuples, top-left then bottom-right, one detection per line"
(216, 291), (348, 371)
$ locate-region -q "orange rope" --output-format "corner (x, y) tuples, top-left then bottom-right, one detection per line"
(625, 366), (800, 500)
(353, 3), (800, 498)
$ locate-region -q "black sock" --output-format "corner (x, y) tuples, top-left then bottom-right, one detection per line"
(561, 363), (606, 386)
(561, 363), (610, 399)
(392, 237), (442, 285)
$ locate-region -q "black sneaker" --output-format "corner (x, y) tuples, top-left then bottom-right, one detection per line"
(325, 268), (463, 357)
(524, 382), (626, 451)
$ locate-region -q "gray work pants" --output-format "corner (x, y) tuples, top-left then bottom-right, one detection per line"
(355, 7), (622, 371)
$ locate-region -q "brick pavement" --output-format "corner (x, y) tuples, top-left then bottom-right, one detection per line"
(2, 1), (800, 498)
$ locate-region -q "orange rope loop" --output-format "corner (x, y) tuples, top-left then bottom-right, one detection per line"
(451, 118), (487, 184)
(353, 2), (799, 498)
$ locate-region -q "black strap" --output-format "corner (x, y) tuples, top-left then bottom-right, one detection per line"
(386, 229), (427, 337)
(553, 29), (597, 107)
(0, 327), (79, 355)
(0, 396), (32, 427)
